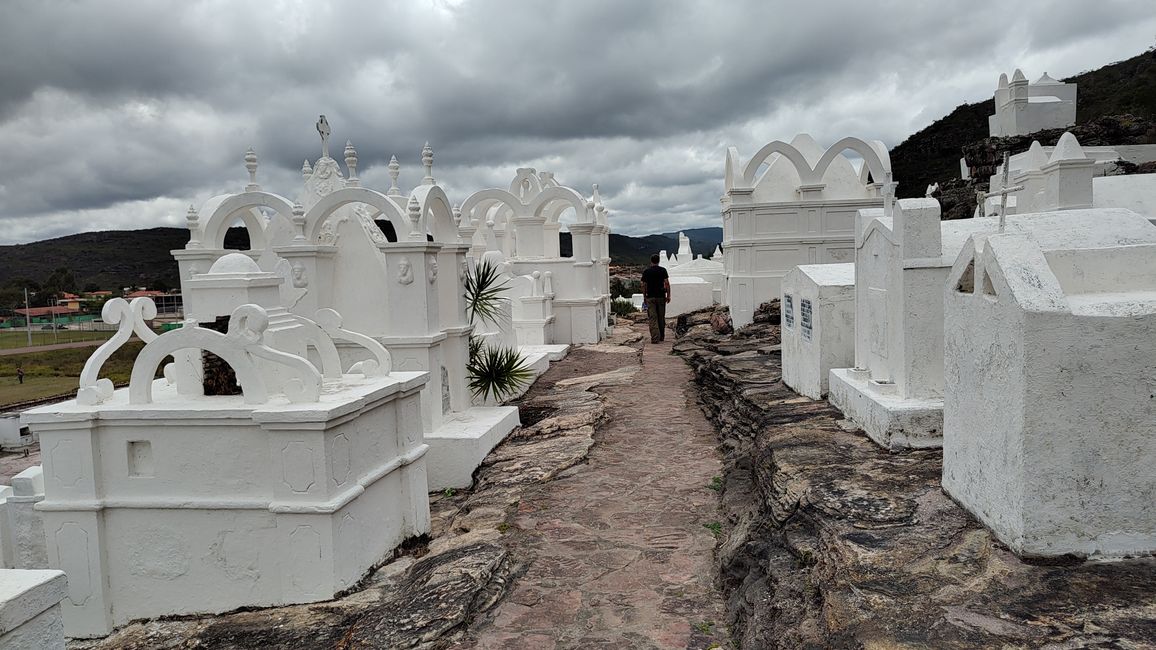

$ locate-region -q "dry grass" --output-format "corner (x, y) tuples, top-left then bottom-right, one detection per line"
(0, 329), (114, 350)
(0, 341), (152, 407)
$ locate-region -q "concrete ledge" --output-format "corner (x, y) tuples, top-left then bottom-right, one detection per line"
(425, 407), (520, 490)
(827, 368), (943, 450)
(521, 344), (570, 362)
(0, 569), (67, 650)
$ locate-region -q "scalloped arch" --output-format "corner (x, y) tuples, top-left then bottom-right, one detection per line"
(200, 191), (298, 250)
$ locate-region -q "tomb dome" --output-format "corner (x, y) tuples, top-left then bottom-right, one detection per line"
(208, 252), (261, 274)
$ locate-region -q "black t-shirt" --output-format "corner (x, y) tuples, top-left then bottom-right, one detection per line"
(641, 265), (669, 297)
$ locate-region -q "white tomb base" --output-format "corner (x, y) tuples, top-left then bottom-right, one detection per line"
(781, 263), (854, 399)
(22, 373), (431, 638)
(827, 368), (944, 449)
(0, 569), (67, 649)
(668, 277), (714, 316)
(425, 344), (568, 490)
(425, 407), (523, 490)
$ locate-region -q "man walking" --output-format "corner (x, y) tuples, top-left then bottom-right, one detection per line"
(640, 254), (671, 343)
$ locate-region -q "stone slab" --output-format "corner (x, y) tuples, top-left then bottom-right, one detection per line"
(827, 368), (943, 450)
(0, 569), (67, 650)
(425, 407), (521, 490)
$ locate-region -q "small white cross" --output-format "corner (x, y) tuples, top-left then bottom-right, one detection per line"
(984, 152), (1024, 232)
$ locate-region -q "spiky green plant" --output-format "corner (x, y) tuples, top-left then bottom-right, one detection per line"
(467, 342), (533, 403)
(468, 334), (485, 364)
(464, 258), (509, 327)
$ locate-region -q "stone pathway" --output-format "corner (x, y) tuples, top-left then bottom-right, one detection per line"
(457, 336), (729, 649)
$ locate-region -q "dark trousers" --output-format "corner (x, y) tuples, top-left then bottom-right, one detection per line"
(645, 297), (666, 343)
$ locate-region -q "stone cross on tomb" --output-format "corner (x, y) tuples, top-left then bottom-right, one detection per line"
(317, 114), (331, 159)
(984, 151), (1024, 232)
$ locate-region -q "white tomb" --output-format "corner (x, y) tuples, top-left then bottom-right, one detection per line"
(175, 131), (520, 491)
(22, 262), (430, 637)
(942, 208), (1156, 558)
(721, 134), (890, 327)
(0, 569), (67, 649)
(988, 69), (1076, 137)
(985, 132), (1156, 222)
(667, 276), (714, 317)
(828, 192), (999, 449)
(460, 169), (610, 345)
(781, 263), (855, 400)
(670, 255), (725, 304)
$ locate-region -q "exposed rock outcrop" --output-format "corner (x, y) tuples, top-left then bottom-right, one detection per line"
(70, 340), (637, 650)
(676, 326), (1156, 649)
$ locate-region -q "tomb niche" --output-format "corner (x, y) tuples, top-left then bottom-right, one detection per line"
(942, 207), (1156, 558)
(21, 257), (429, 638)
(460, 169), (611, 345)
(720, 134), (890, 328)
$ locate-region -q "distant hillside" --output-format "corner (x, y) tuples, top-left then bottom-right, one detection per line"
(890, 49), (1156, 201)
(0, 225), (718, 300)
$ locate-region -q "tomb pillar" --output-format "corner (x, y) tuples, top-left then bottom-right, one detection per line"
(543, 222), (562, 258)
(439, 242), (473, 414)
(1041, 133), (1094, 210)
(34, 415), (114, 638)
(569, 222), (595, 264)
(271, 245), (337, 316)
(376, 242), (446, 432)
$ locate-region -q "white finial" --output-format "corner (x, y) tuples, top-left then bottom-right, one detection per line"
(421, 142), (434, 185)
(186, 205), (202, 249)
(407, 195), (424, 240)
(452, 203), (462, 227)
(301, 159), (313, 180)
(292, 203), (306, 243)
(344, 140), (359, 186)
(245, 147), (259, 191)
(388, 155), (401, 196)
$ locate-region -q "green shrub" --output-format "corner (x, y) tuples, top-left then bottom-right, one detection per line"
(611, 298), (637, 317)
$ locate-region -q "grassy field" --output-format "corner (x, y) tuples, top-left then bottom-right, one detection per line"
(0, 341), (154, 408)
(0, 329), (114, 350)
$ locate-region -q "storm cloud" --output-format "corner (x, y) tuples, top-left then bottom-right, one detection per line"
(1, 0), (1154, 243)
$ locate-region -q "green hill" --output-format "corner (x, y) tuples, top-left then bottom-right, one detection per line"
(889, 48), (1156, 212)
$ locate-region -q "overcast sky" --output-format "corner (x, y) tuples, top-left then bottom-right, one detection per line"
(1, 0), (1154, 244)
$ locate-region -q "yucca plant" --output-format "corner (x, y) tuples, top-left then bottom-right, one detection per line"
(464, 258), (509, 328)
(467, 342), (533, 402)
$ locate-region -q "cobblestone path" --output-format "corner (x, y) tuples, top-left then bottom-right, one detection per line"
(458, 337), (729, 649)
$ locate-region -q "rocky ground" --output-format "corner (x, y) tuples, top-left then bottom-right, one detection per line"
(673, 302), (1156, 649)
(73, 325), (728, 650)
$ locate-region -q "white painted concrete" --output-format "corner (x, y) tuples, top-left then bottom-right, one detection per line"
(721, 134), (889, 327)
(781, 263), (854, 399)
(942, 207), (1156, 558)
(988, 69), (1076, 137)
(668, 277), (714, 317)
(0, 569), (67, 650)
(425, 407), (523, 489)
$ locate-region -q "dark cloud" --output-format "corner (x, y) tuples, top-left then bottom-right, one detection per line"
(0, 0), (1154, 243)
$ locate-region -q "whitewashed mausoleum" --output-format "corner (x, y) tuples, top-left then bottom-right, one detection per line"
(942, 208), (1156, 558)
(720, 134), (890, 327)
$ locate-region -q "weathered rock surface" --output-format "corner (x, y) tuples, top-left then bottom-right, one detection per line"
(676, 326), (1156, 649)
(70, 340), (635, 650)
